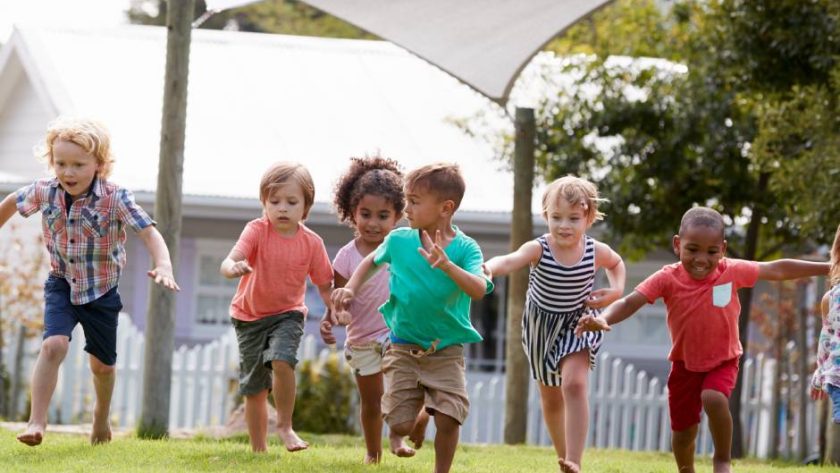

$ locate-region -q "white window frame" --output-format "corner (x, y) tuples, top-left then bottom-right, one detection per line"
(192, 239), (238, 339)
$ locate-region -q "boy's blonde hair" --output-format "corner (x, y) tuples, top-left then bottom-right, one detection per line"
(39, 117), (115, 179)
(830, 223), (840, 286)
(541, 175), (605, 224)
(405, 162), (465, 210)
(259, 162), (315, 219)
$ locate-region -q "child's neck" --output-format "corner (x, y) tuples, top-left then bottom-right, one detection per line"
(354, 236), (381, 256)
(419, 219), (456, 245)
(547, 235), (585, 266)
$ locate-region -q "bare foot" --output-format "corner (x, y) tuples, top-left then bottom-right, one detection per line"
(408, 410), (430, 449)
(278, 428), (308, 452)
(559, 459), (581, 473)
(364, 453), (381, 464)
(90, 421), (112, 445)
(713, 459), (731, 473)
(389, 433), (416, 458)
(17, 423), (45, 447)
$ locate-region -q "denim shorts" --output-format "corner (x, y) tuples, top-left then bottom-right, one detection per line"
(231, 311), (305, 396)
(828, 384), (840, 424)
(43, 275), (122, 366)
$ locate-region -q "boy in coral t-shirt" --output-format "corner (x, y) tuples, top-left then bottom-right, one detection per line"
(576, 207), (828, 473)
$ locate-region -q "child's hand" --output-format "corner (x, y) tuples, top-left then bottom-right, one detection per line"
(811, 387), (827, 401)
(319, 309), (337, 345)
(585, 288), (622, 309)
(575, 314), (611, 337)
(147, 267), (180, 291)
(418, 230), (452, 271)
(331, 287), (355, 312)
(335, 309), (352, 326)
(229, 260), (253, 278)
(481, 263), (493, 280)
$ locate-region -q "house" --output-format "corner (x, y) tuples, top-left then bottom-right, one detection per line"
(0, 25), (673, 376)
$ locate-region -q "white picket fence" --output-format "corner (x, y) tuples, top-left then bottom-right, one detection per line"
(36, 314), (819, 458)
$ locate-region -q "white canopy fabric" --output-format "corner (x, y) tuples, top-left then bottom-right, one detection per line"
(204, 0), (613, 103)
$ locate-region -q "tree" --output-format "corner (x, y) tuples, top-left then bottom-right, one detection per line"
(461, 0), (840, 457)
(127, 0), (374, 39)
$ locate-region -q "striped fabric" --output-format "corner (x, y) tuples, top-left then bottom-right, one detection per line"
(522, 234), (603, 386)
(16, 178), (154, 305)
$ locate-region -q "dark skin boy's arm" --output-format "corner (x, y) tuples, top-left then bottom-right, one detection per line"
(757, 259), (829, 281)
(575, 291), (648, 336)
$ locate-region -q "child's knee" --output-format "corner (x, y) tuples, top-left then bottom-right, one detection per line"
(90, 361), (115, 377)
(390, 420), (415, 437)
(700, 389), (728, 408)
(360, 395), (382, 414)
(561, 377), (587, 399)
(40, 336), (69, 361)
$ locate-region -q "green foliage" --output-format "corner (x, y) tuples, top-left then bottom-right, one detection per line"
(292, 352), (355, 434)
(127, 0), (374, 39)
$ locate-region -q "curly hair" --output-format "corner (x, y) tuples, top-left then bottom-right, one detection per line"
(38, 116), (115, 179)
(333, 155), (405, 226)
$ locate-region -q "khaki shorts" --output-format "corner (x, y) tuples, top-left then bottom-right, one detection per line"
(344, 340), (388, 377)
(381, 343), (469, 426)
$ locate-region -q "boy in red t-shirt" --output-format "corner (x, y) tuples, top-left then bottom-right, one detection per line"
(576, 207), (828, 473)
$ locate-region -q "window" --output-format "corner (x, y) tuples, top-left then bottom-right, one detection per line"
(194, 241), (239, 333)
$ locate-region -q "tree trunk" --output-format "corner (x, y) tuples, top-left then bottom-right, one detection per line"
(10, 324), (26, 420)
(730, 173), (768, 458)
(827, 415), (840, 465)
(503, 107), (535, 444)
(769, 286), (783, 458)
(797, 282), (809, 461)
(138, 0), (193, 439)
(0, 305), (6, 418)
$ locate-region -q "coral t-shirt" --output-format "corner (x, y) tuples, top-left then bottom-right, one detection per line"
(229, 218), (333, 321)
(635, 258), (759, 372)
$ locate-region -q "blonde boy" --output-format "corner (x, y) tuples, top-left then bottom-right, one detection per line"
(0, 117), (179, 446)
(332, 162), (493, 473)
(220, 162), (333, 453)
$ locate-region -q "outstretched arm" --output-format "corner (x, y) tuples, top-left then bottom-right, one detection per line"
(220, 248), (252, 278)
(758, 259), (829, 281)
(0, 193), (17, 229)
(137, 226), (180, 291)
(483, 241), (542, 278)
(332, 252), (382, 310)
(419, 230), (486, 299)
(587, 242), (626, 309)
(576, 290), (648, 336)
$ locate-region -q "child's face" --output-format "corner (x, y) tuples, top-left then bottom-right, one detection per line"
(404, 185), (450, 230)
(51, 139), (101, 200)
(263, 181), (306, 235)
(673, 224), (727, 280)
(544, 197), (590, 249)
(353, 194), (400, 245)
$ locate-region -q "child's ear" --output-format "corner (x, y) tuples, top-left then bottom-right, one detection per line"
(441, 200), (455, 216)
(672, 234), (681, 256)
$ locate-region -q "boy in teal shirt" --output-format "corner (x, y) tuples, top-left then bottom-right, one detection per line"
(333, 162), (492, 473)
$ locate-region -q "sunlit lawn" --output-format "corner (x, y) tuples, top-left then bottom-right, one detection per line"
(0, 428), (831, 472)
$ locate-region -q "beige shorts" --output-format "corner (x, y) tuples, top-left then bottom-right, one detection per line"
(344, 341), (387, 377)
(381, 343), (469, 426)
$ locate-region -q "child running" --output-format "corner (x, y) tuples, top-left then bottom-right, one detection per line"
(332, 162), (493, 473)
(220, 162), (333, 453)
(0, 117), (179, 446)
(577, 206), (829, 473)
(320, 156), (427, 463)
(484, 175), (625, 473)
(811, 223), (840, 423)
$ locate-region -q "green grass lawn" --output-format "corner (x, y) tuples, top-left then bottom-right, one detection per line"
(0, 428), (832, 472)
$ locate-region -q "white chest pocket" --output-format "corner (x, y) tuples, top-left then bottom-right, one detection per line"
(712, 282), (732, 308)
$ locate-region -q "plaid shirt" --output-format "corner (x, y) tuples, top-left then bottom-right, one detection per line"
(16, 177), (154, 305)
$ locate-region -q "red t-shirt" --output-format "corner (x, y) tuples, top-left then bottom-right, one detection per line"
(229, 218), (333, 321)
(635, 258), (759, 372)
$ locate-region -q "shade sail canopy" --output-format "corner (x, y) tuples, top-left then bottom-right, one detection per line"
(205, 0), (613, 103)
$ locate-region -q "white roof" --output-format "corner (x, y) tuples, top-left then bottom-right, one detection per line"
(2, 25), (541, 214)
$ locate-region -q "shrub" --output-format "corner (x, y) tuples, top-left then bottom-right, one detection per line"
(292, 351), (356, 434)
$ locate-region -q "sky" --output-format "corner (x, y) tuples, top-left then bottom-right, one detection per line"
(0, 0), (131, 43)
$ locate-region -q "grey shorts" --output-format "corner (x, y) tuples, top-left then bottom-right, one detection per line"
(231, 311), (304, 396)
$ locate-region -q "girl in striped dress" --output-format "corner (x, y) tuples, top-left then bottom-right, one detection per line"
(484, 176), (625, 473)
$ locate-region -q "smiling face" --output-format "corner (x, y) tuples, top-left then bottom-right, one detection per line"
(353, 194), (400, 247)
(544, 197), (590, 249)
(673, 224), (727, 280)
(263, 181), (306, 235)
(51, 139), (101, 200)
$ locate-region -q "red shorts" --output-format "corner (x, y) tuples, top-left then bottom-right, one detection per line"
(667, 357), (739, 431)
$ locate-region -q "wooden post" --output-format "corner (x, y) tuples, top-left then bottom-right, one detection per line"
(138, 0), (194, 439)
(503, 107), (535, 444)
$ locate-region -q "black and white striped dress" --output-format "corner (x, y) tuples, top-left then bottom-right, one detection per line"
(522, 234), (603, 386)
